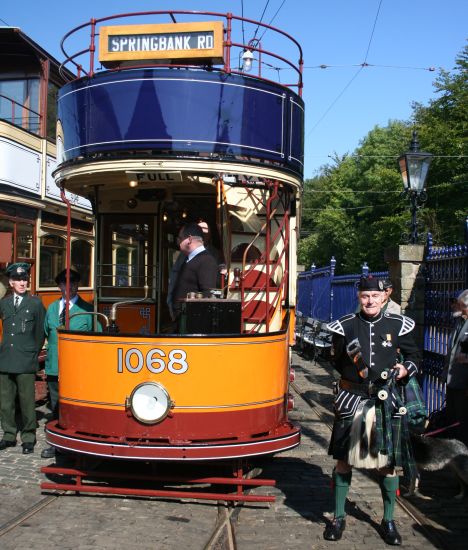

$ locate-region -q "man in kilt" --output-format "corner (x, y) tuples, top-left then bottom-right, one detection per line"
(323, 276), (420, 545)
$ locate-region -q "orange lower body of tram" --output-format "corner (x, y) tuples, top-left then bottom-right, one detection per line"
(45, 330), (300, 460)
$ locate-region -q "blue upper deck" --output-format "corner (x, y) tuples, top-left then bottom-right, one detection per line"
(56, 10), (304, 179)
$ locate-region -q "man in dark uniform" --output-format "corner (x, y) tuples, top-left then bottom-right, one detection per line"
(0, 263), (46, 454)
(171, 223), (218, 321)
(323, 276), (419, 545)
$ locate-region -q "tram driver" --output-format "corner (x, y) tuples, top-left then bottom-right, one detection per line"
(170, 223), (219, 325)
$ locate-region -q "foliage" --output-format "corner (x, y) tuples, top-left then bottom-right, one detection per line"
(299, 43), (468, 273)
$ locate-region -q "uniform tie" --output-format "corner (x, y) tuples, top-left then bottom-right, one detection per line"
(14, 296), (19, 312)
(59, 307), (66, 326)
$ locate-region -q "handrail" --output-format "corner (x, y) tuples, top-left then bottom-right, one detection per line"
(67, 311), (110, 330)
(58, 10), (303, 95)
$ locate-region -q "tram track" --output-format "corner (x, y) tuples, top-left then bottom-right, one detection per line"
(0, 493), (63, 539)
(203, 464), (264, 550)
(291, 378), (448, 550)
(0, 373), (448, 549)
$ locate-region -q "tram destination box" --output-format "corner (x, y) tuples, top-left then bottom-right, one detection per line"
(179, 299), (241, 335)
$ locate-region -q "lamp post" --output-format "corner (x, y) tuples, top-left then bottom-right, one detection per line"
(398, 130), (433, 244)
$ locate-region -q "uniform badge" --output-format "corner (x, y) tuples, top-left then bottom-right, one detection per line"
(382, 334), (392, 347)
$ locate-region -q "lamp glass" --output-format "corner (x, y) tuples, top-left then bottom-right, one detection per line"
(407, 155), (431, 192)
(242, 50), (254, 72)
(399, 153), (432, 193)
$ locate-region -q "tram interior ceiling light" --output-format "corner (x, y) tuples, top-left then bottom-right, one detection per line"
(398, 130), (433, 244)
(129, 180), (138, 188)
(241, 49), (254, 72)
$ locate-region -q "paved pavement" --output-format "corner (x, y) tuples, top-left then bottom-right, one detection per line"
(0, 352), (466, 549)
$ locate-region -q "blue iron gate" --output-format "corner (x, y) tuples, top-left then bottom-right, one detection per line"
(421, 228), (468, 414)
(297, 257), (388, 322)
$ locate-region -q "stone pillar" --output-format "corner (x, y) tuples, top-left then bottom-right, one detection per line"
(384, 245), (425, 347)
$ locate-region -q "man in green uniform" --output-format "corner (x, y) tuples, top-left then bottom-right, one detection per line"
(0, 263), (45, 454)
(41, 268), (100, 458)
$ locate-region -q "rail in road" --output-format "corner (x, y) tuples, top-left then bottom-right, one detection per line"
(0, 353), (466, 549)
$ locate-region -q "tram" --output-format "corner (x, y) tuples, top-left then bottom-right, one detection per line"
(42, 10), (304, 497)
(0, 28), (95, 399)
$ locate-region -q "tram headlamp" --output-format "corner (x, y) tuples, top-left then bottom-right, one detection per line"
(128, 382), (172, 424)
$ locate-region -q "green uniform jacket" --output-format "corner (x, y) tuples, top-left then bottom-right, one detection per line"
(0, 293), (46, 374)
(44, 296), (101, 377)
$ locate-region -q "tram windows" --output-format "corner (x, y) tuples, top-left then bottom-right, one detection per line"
(39, 234), (66, 287)
(0, 79), (40, 134)
(16, 222), (34, 259)
(0, 220), (14, 263)
(71, 239), (92, 287)
(99, 216), (155, 298)
(46, 82), (60, 141)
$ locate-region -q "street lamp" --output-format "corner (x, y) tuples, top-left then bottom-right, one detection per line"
(398, 130), (433, 244)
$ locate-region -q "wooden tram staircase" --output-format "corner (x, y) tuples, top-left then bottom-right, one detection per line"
(220, 178), (291, 334)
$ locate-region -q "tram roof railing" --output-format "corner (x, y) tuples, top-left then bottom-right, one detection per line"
(59, 10), (304, 96)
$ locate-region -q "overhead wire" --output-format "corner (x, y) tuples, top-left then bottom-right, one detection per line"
(257, 0), (288, 43)
(268, 63), (437, 72)
(240, 0), (245, 47)
(306, 0), (384, 136)
(251, 0), (272, 43)
(362, 0), (384, 64)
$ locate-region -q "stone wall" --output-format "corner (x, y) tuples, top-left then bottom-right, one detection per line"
(384, 244), (425, 347)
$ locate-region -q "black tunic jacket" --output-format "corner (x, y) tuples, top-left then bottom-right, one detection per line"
(327, 311), (420, 383)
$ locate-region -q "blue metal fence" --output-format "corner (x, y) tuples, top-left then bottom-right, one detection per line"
(297, 257), (388, 322)
(421, 229), (468, 414)
(297, 221), (468, 416)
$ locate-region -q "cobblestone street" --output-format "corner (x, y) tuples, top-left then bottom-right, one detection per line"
(0, 352), (466, 549)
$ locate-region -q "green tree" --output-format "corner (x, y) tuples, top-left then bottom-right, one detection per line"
(299, 43), (468, 272)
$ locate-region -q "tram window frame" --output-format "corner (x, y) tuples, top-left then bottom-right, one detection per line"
(0, 77), (40, 134)
(0, 204), (37, 290)
(37, 232), (94, 290)
(46, 81), (60, 141)
(98, 215), (156, 300)
(71, 239), (92, 288)
(38, 233), (66, 288)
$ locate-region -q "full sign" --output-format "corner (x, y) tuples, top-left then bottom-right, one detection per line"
(99, 21), (224, 67)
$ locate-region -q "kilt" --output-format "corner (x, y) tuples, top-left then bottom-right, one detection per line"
(329, 394), (417, 479)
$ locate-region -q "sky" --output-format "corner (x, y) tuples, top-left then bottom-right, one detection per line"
(1, 0), (466, 179)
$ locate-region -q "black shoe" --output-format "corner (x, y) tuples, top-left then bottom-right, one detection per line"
(22, 443), (35, 455)
(323, 517), (346, 541)
(380, 520), (402, 545)
(0, 439), (16, 450)
(41, 446), (56, 459)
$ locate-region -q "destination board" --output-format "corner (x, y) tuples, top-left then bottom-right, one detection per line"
(99, 21), (224, 66)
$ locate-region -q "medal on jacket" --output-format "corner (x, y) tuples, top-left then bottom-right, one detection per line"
(382, 334), (392, 347)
